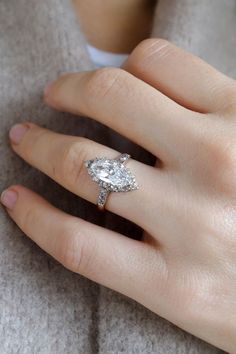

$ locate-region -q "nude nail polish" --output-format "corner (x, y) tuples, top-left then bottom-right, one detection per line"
(1, 189), (18, 210)
(9, 123), (29, 144)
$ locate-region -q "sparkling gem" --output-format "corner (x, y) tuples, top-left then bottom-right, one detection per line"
(85, 157), (138, 192)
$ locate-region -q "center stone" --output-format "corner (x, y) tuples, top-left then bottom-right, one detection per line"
(85, 158), (138, 192)
(91, 160), (126, 186)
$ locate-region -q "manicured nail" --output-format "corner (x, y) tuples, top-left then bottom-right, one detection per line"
(1, 189), (18, 210)
(9, 123), (29, 144)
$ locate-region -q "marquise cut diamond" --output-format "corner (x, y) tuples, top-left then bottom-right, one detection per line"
(85, 157), (138, 192)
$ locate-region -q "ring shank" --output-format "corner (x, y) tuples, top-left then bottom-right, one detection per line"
(97, 188), (110, 210)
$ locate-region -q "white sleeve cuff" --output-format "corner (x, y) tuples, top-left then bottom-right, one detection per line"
(86, 44), (129, 68)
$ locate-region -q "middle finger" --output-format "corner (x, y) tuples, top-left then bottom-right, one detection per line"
(45, 68), (195, 163)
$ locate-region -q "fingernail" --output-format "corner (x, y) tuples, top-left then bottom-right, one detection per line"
(9, 123), (29, 144)
(1, 189), (18, 210)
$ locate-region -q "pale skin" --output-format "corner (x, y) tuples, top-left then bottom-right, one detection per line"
(1, 39), (236, 352)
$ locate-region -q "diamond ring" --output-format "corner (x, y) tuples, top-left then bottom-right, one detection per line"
(84, 153), (139, 210)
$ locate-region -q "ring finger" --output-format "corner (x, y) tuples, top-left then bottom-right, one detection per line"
(9, 122), (162, 229)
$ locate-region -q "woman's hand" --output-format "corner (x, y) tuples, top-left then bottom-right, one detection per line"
(2, 39), (236, 352)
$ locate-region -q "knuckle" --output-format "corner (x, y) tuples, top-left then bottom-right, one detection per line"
(76, 234), (97, 275)
(200, 134), (236, 191)
(53, 139), (89, 188)
(207, 78), (236, 113)
(58, 232), (80, 272)
(21, 206), (39, 236)
(127, 38), (171, 69)
(58, 226), (96, 275)
(178, 282), (214, 324)
(137, 38), (170, 56)
(58, 233), (80, 272)
(220, 83), (236, 113)
(85, 67), (125, 102)
(210, 139), (235, 171)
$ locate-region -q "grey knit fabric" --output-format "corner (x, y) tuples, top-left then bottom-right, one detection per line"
(0, 0), (235, 353)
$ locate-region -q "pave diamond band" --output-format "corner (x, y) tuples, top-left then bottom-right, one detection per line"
(97, 188), (109, 210)
(84, 153), (139, 210)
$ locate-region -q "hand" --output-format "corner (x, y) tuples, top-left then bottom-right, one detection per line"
(2, 39), (236, 352)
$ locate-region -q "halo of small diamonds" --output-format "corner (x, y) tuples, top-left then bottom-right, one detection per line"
(84, 154), (139, 193)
